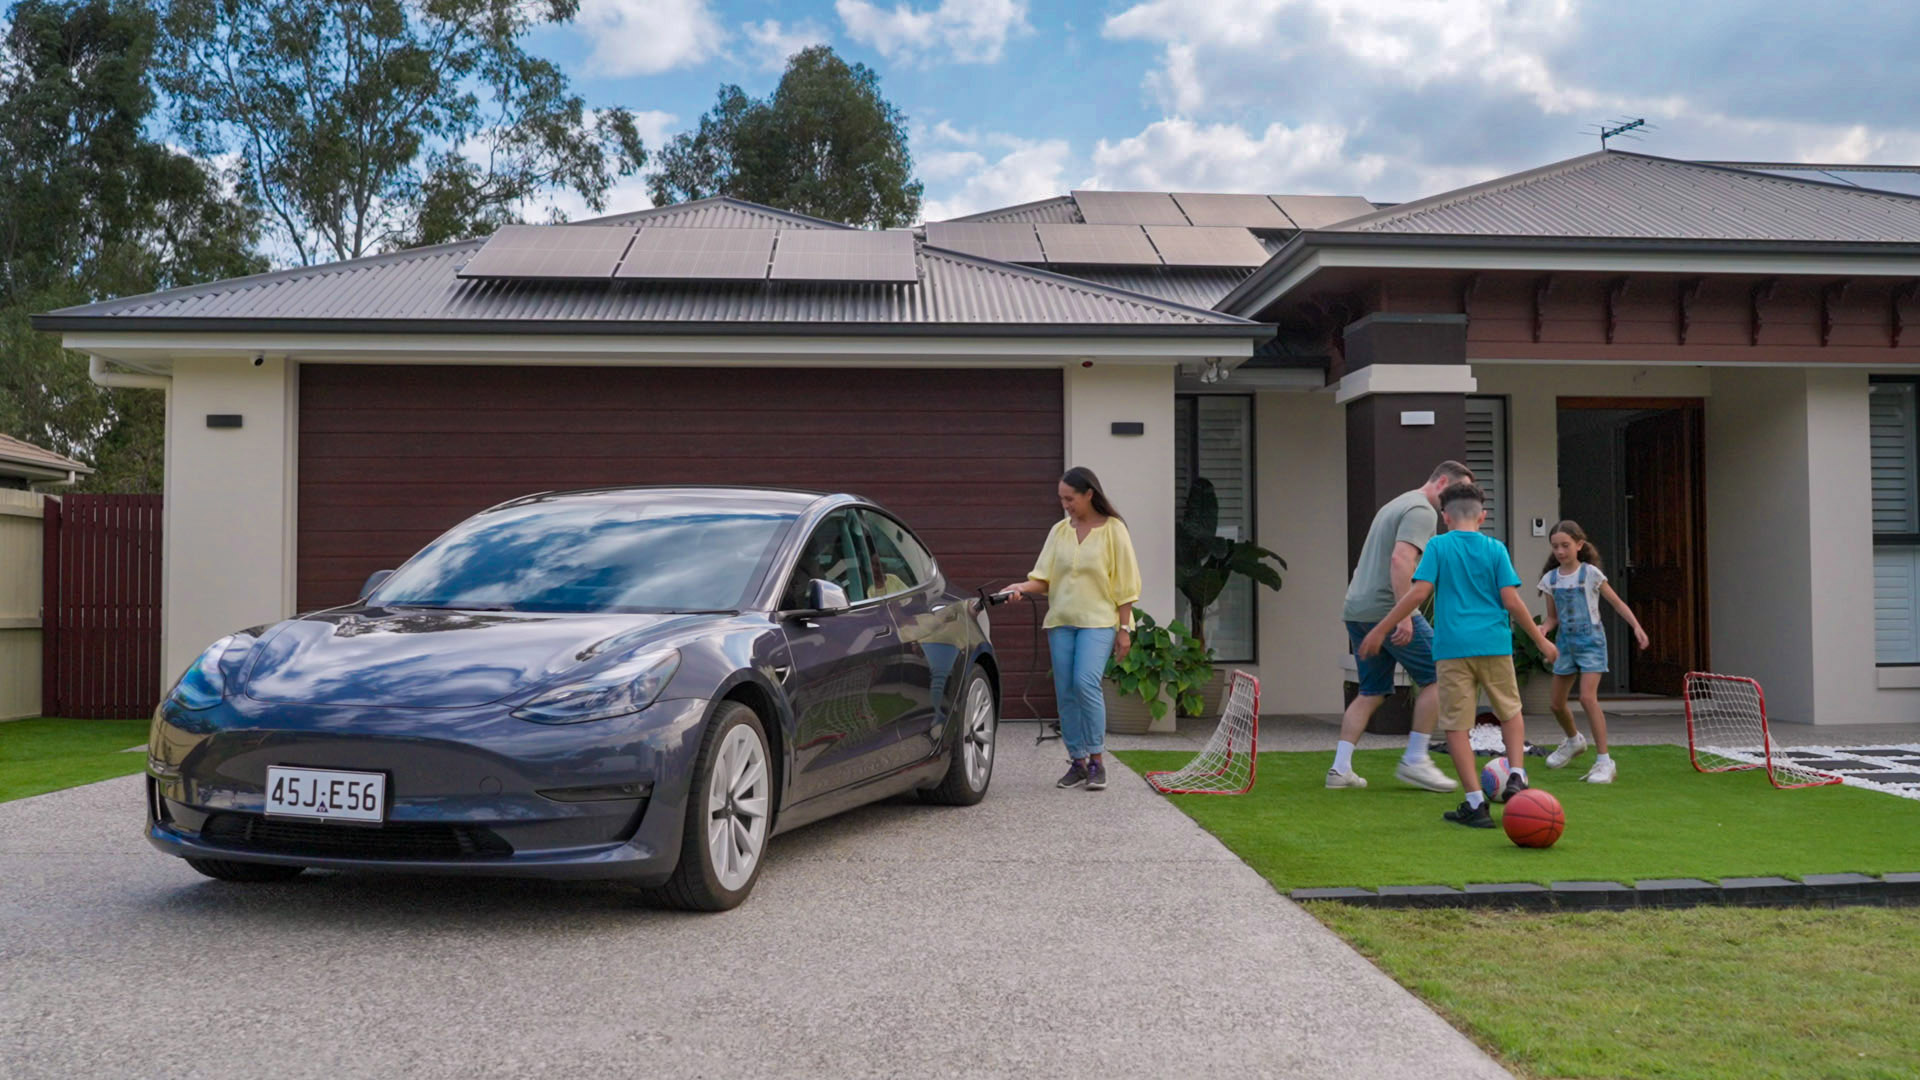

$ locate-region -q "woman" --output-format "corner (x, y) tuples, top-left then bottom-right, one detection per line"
(1000, 466), (1142, 791)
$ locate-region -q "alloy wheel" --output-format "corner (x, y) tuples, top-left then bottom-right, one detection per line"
(707, 723), (770, 891)
(962, 678), (996, 791)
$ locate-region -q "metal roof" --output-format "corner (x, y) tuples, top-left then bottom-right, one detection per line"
(1055, 268), (1253, 309)
(37, 221), (1264, 336)
(0, 433), (92, 477)
(942, 196), (1083, 225)
(1335, 151), (1920, 241)
(571, 196), (851, 231)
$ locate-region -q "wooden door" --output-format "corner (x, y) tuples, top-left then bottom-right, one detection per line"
(1622, 408), (1702, 694)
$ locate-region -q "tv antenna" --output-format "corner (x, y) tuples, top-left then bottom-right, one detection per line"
(1584, 117), (1652, 150)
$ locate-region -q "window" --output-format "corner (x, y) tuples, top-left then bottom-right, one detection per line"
(1871, 379), (1920, 664)
(1465, 396), (1510, 546)
(858, 510), (935, 597)
(784, 510), (871, 608)
(1174, 395), (1255, 662)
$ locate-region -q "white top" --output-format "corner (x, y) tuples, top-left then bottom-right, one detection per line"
(1538, 564), (1607, 626)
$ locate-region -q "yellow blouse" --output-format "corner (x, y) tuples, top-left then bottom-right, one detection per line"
(1028, 517), (1143, 630)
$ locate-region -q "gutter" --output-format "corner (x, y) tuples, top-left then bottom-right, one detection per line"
(89, 353), (170, 390)
(38, 316), (1274, 340)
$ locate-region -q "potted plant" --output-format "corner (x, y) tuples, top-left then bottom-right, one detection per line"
(1514, 615), (1557, 718)
(1174, 477), (1286, 715)
(1103, 610), (1211, 734)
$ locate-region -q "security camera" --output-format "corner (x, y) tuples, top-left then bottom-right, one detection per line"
(252, 353), (265, 367)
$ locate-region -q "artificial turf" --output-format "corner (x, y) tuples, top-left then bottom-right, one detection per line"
(0, 717), (151, 803)
(1112, 744), (1920, 889)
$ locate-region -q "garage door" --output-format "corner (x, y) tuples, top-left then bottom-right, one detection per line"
(298, 364), (1063, 717)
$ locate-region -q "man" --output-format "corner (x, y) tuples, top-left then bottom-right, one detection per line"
(1329, 460), (1475, 792)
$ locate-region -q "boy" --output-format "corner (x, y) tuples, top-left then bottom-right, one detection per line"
(1360, 482), (1558, 828)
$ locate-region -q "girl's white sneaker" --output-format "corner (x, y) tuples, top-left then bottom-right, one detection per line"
(1547, 733), (1588, 769)
(1582, 757), (1617, 783)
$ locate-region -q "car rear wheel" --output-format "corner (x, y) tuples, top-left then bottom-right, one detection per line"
(645, 701), (772, 912)
(920, 666), (996, 806)
(184, 858), (305, 883)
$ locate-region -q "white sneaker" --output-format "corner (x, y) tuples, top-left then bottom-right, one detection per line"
(1546, 734), (1589, 770)
(1395, 756), (1460, 793)
(1325, 768), (1369, 789)
(1583, 757), (1617, 784)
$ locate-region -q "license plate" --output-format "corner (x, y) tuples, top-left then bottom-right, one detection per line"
(265, 766), (386, 823)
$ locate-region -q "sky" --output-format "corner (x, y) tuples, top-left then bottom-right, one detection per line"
(520, 0), (1920, 223)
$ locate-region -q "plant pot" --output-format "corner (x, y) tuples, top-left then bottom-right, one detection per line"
(1103, 680), (1175, 735)
(1191, 668), (1229, 718)
(1518, 670), (1557, 720)
(1345, 681), (1415, 735)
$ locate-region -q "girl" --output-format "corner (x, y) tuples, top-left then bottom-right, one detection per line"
(999, 466), (1142, 792)
(1538, 521), (1649, 783)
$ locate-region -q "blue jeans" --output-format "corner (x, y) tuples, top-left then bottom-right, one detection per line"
(1048, 626), (1117, 759)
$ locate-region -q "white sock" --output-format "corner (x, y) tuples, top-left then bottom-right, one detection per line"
(1466, 790), (1486, 809)
(1333, 741), (1356, 774)
(1596, 753), (1612, 764)
(1512, 766), (1528, 783)
(1403, 732), (1431, 763)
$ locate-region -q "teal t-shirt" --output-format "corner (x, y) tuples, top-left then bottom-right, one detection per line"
(1413, 530), (1522, 660)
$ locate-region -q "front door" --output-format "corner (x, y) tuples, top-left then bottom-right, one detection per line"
(1622, 407), (1704, 695)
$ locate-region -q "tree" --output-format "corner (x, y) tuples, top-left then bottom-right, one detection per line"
(0, 0), (264, 492)
(155, 0), (647, 264)
(651, 46), (922, 228)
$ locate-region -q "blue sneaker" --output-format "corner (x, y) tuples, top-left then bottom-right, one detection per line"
(1057, 760), (1088, 788)
(1086, 758), (1108, 791)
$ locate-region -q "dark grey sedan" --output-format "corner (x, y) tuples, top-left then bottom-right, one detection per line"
(145, 487), (1000, 910)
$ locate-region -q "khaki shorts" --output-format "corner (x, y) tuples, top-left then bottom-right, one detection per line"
(1435, 656), (1523, 732)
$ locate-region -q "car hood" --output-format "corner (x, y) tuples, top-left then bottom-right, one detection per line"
(242, 607), (718, 709)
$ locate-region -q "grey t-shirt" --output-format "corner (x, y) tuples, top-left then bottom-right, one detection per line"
(1340, 489), (1439, 623)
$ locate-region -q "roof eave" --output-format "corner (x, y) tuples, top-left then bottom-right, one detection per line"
(34, 315), (1273, 340)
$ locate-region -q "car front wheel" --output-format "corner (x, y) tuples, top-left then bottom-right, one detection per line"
(646, 701), (772, 912)
(920, 665), (996, 806)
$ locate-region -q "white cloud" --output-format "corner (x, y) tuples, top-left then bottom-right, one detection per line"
(1088, 118), (1385, 194)
(742, 19), (830, 71)
(836, 0), (1030, 64)
(915, 125), (1071, 222)
(577, 0), (727, 76)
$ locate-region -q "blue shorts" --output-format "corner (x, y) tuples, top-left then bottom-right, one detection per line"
(1553, 633), (1609, 675)
(1345, 614), (1437, 695)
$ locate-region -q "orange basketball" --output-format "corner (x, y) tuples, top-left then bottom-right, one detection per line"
(1502, 788), (1565, 848)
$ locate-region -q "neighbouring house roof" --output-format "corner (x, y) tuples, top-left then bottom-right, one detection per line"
(0, 432), (92, 483)
(944, 196), (1084, 225)
(1057, 268), (1255, 309)
(1691, 161), (1920, 199)
(572, 196), (853, 231)
(1334, 151), (1920, 241)
(35, 196), (1265, 338)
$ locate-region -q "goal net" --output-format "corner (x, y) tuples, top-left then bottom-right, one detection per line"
(1144, 671), (1260, 795)
(1683, 672), (1839, 790)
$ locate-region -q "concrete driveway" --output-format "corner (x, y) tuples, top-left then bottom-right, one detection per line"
(1, 728), (1506, 1079)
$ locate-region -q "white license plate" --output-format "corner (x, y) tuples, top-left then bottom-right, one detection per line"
(265, 766), (386, 823)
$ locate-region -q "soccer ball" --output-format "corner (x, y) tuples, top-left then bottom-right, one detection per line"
(1480, 756), (1513, 802)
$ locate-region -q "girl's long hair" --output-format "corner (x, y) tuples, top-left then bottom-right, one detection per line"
(1542, 519), (1602, 576)
(1062, 466), (1123, 522)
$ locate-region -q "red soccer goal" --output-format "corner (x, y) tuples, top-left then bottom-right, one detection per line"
(1144, 670), (1260, 795)
(1683, 672), (1840, 790)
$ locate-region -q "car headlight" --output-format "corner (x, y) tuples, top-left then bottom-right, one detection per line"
(512, 649), (681, 725)
(168, 635), (240, 711)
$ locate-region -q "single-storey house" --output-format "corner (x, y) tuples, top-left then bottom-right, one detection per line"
(35, 150), (1920, 725)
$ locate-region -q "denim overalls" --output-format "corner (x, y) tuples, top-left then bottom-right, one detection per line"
(1551, 563), (1609, 675)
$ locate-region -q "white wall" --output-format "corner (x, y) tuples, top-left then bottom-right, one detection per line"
(1063, 364), (1176, 624)
(0, 489), (45, 719)
(162, 356), (296, 690)
(1253, 390), (1347, 713)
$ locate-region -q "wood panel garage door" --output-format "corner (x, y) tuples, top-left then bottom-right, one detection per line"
(298, 364), (1063, 717)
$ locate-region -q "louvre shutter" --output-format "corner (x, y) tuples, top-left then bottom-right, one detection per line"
(1465, 397), (1507, 543)
(1173, 396), (1256, 661)
(1875, 547), (1920, 665)
(1870, 382), (1918, 534)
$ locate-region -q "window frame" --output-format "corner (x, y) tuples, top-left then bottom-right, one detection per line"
(781, 508), (875, 610)
(1466, 394), (1513, 549)
(1871, 376), (1920, 667)
(1174, 392), (1260, 665)
(856, 508), (939, 601)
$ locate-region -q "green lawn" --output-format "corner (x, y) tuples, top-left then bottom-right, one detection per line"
(0, 717), (151, 802)
(1113, 745), (1920, 889)
(1311, 903), (1920, 1080)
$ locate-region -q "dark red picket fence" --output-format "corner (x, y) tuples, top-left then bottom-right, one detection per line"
(42, 494), (163, 719)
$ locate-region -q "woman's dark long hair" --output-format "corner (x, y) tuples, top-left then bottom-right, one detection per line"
(1541, 519), (1602, 576)
(1062, 466), (1123, 522)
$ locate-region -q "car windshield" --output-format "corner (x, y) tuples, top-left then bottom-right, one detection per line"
(368, 498), (797, 614)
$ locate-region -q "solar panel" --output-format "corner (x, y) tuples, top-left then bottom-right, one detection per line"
(769, 229), (918, 283)
(1035, 224), (1163, 266)
(1270, 195), (1378, 229)
(923, 222), (1045, 263)
(457, 225), (636, 279)
(615, 227), (776, 280)
(1142, 226), (1271, 267)
(1070, 190), (1190, 226)
(1170, 193), (1296, 229)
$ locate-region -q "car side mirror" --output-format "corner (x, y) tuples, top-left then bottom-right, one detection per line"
(360, 569), (395, 598)
(808, 579), (851, 614)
